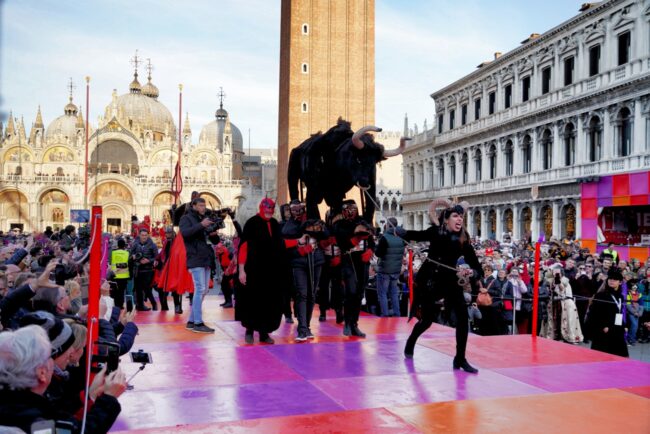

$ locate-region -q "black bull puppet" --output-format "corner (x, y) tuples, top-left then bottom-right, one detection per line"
(288, 118), (409, 221)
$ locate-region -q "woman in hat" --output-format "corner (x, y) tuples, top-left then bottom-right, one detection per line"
(588, 268), (628, 357)
(402, 199), (483, 373)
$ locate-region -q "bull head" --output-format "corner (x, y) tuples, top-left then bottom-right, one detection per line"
(351, 125), (409, 158)
(428, 198), (452, 226)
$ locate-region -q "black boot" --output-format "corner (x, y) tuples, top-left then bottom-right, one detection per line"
(173, 293), (183, 314)
(351, 323), (366, 338)
(453, 357), (479, 374)
(159, 290), (169, 311)
(343, 322), (352, 336)
(245, 329), (254, 344)
(335, 310), (344, 324)
(404, 337), (416, 359)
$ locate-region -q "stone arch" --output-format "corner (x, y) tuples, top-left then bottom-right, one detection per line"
(560, 203), (576, 239)
(520, 206), (532, 240)
(88, 180), (134, 207)
(38, 189), (70, 229)
(90, 138), (140, 175)
(473, 210), (482, 238)
(0, 189), (29, 229)
(149, 149), (178, 167)
(151, 191), (175, 225)
(503, 208), (514, 236)
(538, 203), (553, 237)
(103, 203), (129, 234)
(41, 145), (76, 164)
(487, 209), (497, 240)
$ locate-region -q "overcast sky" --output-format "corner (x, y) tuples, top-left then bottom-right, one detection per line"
(1, 0), (580, 148)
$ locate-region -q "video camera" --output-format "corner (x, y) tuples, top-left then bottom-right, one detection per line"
(204, 207), (233, 233)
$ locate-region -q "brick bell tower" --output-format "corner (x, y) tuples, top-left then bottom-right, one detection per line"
(277, 0), (375, 204)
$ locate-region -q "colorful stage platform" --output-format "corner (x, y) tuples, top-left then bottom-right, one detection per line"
(113, 296), (650, 433)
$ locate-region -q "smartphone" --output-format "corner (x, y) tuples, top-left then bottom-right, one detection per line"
(130, 350), (153, 364)
(125, 294), (134, 312)
(92, 341), (120, 373)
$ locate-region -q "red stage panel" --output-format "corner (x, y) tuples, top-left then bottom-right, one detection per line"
(613, 174), (630, 197)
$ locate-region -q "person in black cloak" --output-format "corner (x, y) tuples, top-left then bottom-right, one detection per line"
(237, 198), (289, 344)
(402, 198), (483, 373)
(588, 268), (629, 357)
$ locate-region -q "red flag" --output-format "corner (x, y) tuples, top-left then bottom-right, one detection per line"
(171, 160), (183, 204)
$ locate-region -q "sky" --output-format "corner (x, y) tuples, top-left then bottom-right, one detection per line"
(1, 0), (581, 149)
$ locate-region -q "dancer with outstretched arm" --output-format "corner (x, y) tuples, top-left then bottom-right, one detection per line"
(402, 199), (483, 373)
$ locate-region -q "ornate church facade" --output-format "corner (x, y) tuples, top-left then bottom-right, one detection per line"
(0, 59), (268, 234)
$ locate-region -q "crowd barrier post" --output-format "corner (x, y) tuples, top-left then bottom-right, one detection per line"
(532, 236), (542, 338)
(86, 206), (102, 359)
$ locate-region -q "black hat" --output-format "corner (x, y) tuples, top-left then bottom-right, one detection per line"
(342, 199), (357, 208)
(20, 311), (75, 358)
(443, 204), (465, 220)
(607, 268), (624, 282)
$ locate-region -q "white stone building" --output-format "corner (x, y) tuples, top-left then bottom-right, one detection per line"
(0, 61), (269, 234)
(402, 0), (650, 241)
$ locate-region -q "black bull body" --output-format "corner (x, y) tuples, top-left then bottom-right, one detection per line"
(288, 119), (408, 221)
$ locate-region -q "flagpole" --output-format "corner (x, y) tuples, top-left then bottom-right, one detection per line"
(84, 76), (90, 209)
(178, 84), (182, 164)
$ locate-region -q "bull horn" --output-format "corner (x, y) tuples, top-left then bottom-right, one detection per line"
(352, 125), (382, 150)
(428, 198), (452, 226)
(384, 137), (411, 158)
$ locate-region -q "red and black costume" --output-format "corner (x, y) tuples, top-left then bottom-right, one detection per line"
(236, 199), (290, 343)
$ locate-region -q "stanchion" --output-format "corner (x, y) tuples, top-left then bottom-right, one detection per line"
(86, 206), (102, 360)
(531, 235), (542, 338)
(407, 249), (414, 318)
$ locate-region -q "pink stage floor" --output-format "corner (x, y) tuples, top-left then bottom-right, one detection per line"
(112, 296), (650, 433)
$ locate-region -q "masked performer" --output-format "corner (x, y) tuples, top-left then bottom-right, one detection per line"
(333, 199), (375, 337)
(403, 199), (482, 373)
(237, 198), (289, 344)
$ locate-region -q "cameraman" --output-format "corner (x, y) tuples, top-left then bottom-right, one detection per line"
(179, 197), (218, 333)
(129, 229), (157, 311)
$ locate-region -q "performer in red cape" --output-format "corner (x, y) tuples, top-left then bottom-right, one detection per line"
(158, 227), (194, 314)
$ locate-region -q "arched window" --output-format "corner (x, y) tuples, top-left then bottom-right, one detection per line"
(522, 135), (532, 173)
(449, 155), (456, 185)
(588, 116), (602, 162)
(541, 129), (553, 170)
(505, 140), (514, 176)
(461, 152), (468, 184)
(475, 149), (482, 181)
(488, 145), (497, 179)
(437, 158), (445, 187)
(617, 107), (632, 157)
(564, 123), (576, 166)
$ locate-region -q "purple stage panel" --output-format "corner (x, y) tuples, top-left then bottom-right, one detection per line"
(111, 380), (344, 431)
(310, 370), (546, 411)
(493, 360), (650, 393)
(120, 345), (303, 391)
(265, 339), (454, 380)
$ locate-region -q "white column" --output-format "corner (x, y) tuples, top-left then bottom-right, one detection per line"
(532, 131), (541, 171)
(481, 144), (490, 181)
(552, 202), (562, 238)
(531, 202), (540, 241)
(496, 207), (504, 242)
(497, 140), (506, 178)
(576, 116), (586, 164)
(480, 209), (489, 241)
(512, 206), (521, 241)
(633, 99), (643, 155)
(513, 135), (522, 175)
(575, 200), (582, 240)
(422, 212), (428, 229)
(602, 108), (613, 160)
(553, 122), (563, 168)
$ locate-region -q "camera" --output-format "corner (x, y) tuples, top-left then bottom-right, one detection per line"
(30, 419), (75, 434)
(204, 208), (231, 233)
(130, 349), (153, 364)
(91, 341), (120, 374)
(132, 252), (143, 262)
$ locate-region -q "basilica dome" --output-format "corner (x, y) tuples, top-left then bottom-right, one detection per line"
(199, 106), (243, 153)
(45, 100), (80, 142)
(105, 74), (176, 137)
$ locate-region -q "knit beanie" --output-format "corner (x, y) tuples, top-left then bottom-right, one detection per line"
(19, 311), (75, 358)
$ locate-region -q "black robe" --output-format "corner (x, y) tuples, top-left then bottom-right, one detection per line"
(589, 287), (629, 357)
(236, 214), (289, 333)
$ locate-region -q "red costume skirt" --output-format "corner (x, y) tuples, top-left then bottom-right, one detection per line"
(156, 236), (194, 294)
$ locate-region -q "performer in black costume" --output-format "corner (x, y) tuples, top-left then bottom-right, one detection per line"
(402, 198), (482, 373)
